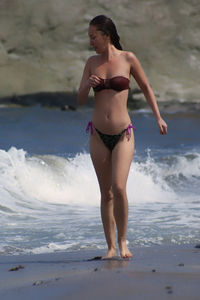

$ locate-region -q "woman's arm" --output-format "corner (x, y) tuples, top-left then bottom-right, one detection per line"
(77, 58), (91, 105)
(128, 52), (167, 135)
(77, 56), (102, 105)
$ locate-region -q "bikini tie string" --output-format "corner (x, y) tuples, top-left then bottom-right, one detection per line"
(126, 123), (136, 135)
(126, 123), (136, 140)
(86, 121), (94, 134)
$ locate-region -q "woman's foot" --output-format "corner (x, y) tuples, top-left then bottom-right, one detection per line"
(102, 248), (117, 260)
(118, 240), (133, 258)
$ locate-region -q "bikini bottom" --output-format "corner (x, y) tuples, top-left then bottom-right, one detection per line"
(86, 121), (136, 151)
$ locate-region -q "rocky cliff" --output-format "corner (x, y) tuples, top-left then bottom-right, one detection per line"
(0, 0), (200, 103)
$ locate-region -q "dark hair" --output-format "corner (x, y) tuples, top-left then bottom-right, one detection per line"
(89, 15), (123, 50)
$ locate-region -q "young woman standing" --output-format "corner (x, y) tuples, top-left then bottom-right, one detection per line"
(78, 15), (167, 259)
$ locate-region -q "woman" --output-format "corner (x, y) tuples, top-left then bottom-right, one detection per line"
(77, 15), (167, 259)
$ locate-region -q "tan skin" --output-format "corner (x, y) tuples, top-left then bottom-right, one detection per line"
(78, 25), (167, 259)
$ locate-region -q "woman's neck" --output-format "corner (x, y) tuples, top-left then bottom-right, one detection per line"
(101, 44), (119, 61)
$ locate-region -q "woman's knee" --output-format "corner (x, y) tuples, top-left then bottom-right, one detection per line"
(101, 188), (113, 203)
(112, 184), (126, 199)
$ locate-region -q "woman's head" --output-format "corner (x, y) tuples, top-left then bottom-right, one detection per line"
(89, 15), (122, 51)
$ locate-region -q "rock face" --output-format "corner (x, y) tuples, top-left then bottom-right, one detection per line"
(0, 0), (200, 102)
(0, 0), (90, 97)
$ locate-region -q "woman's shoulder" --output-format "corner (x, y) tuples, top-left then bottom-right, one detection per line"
(86, 54), (100, 65)
(122, 51), (137, 62)
(83, 55), (100, 73)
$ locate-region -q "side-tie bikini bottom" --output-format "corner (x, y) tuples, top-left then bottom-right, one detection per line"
(86, 121), (136, 151)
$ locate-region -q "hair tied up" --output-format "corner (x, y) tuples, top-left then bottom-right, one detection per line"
(90, 15), (123, 50)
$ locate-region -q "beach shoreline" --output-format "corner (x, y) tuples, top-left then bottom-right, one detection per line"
(1, 91), (200, 113)
(0, 244), (199, 300)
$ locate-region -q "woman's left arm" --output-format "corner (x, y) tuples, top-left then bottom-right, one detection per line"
(128, 52), (167, 135)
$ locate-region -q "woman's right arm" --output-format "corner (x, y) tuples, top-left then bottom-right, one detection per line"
(77, 58), (91, 105)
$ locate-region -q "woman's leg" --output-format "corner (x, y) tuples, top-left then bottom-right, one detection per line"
(112, 131), (134, 258)
(90, 132), (117, 258)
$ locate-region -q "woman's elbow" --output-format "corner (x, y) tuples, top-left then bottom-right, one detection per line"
(140, 83), (152, 97)
(141, 82), (150, 92)
(77, 94), (86, 106)
(77, 84), (90, 105)
(77, 98), (83, 106)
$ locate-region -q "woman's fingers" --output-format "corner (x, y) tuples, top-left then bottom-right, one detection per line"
(157, 118), (168, 135)
(160, 125), (167, 135)
(89, 75), (101, 87)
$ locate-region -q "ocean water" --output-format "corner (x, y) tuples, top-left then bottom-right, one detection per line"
(0, 105), (199, 255)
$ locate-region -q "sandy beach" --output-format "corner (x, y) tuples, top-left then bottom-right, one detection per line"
(0, 244), (199, 300)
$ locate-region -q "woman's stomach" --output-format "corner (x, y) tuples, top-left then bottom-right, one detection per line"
(92, 95), (131, 134)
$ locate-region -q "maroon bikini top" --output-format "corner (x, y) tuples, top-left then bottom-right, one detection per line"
(93, 76), (130, 92)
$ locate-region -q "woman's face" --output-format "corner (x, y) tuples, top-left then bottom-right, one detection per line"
(88, 25), (109, 53)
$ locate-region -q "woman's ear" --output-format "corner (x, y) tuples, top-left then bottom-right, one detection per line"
(105, 34), (111, 44)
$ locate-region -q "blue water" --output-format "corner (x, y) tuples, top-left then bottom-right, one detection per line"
(1, 106), (199, 155)
(0, 105), (199, 255)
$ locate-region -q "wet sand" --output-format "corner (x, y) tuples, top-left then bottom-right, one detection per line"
(0, 244), (199, 300)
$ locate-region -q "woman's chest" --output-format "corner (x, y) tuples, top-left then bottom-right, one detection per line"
(92, 58), (130, 78)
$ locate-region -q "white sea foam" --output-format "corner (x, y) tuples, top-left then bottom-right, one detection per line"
(0, 147), (199, 213)
(0, 147), (199, 254)
(0, 147), (99, 210)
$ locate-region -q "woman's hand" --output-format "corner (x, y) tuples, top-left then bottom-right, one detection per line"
(88, 75), (102, 88)
(157, 117), (168, 135)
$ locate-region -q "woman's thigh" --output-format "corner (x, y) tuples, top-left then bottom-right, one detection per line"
(111, 132), (134, 190)
(90, 133), (112, 195)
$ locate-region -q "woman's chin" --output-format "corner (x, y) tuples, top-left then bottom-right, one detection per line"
(93, 47), (101, 54)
